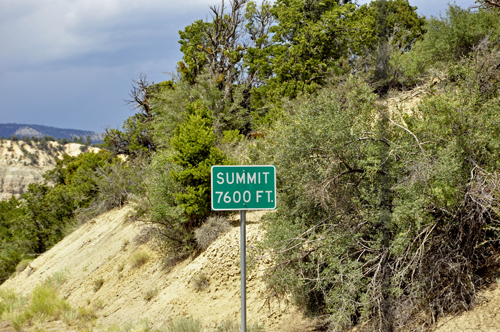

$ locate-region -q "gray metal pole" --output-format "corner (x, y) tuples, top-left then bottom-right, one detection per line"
(240, 210), (247, 332)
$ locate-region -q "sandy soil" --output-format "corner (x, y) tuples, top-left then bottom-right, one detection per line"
(0, 206), (311, 331)
(432, 284), (500, 332)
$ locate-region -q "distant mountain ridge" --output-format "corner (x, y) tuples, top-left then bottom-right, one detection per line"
(0, 123), (104, 143)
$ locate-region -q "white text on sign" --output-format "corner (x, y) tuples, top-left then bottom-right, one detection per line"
(214, 190), (274, 204)
(216, 172), (270, 185)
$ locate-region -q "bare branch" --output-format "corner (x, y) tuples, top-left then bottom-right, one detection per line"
(482, 0), (500, 9)
(379, 110), (425, 155)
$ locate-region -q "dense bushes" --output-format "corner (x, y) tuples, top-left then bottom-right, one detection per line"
(256, 78), (384, 327)
(0, 197), (26, 282)
(419, 5), (500, 64)
(360, 4), (500, 93)
(256, 40), (500, 329)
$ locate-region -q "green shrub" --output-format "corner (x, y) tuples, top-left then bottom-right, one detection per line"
(418, 5), (500, 64)
(365, 4), (500, 93)
(169, 101), (230, 222)
(11, 311), (32, 331)
(77, 306), (97, 321)
(258, 78), (380, 327)
(146, 152), (186, 255)
(11, 281), (70, 329)
(29, 282), (69, 317)
(0, 243), (24, 283)
(87, 161), (145, 215)
(368, 36), (431, 92)
(257, 57), (500, 330)
(0, 289), (22, 316)
(61, 308), (79, 325)
(45, 270), (69, 288)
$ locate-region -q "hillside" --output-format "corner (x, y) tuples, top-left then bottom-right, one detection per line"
(1, 82), (498, 331)
(0, 139), (99, 200)
(0, 206), (312, 331)
(0, 124), (104, 143)
(1, 204), (500, 331)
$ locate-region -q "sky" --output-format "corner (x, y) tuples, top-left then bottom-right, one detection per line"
(0, 0), (478, 133)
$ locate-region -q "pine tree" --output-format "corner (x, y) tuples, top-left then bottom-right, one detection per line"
(169, 101), (230, 225)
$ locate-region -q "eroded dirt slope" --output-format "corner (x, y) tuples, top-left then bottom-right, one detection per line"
(1, 206), (310, 331)
(432, 284), (500, 332)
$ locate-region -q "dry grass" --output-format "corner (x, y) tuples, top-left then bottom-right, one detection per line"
(93, 277), (105, 292)
(143, 288), (159, 302)
(130, 251), (150, 268)
(15, 259), (33, 275)
(165, 316), (203, 332)
(191, 272), (210, 292)
(194, 216), (231, 250)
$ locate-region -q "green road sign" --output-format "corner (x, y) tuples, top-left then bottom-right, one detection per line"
(211, 165), (276, 211)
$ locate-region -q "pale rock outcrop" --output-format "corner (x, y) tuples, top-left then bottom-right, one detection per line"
(0, 140), (99, 200)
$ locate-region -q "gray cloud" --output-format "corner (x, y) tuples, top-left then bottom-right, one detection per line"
(0, 0), (480, 132)
(0, 0), (213, 68)
(1, 0), (215, 131)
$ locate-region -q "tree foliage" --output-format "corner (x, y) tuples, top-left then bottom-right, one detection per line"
(359, 0), (426, 50)
(147, 101), (230, 255)
(247, 0), (375, 101)
(104, 75), (163, 159)
(169, 101), (230, 222)
(477, 0), (500, 10)
(418, 5), (500, 63)
(178, 0), (272, 102)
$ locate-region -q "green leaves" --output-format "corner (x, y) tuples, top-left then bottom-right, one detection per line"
(146, 101), (231, 254)
(359, 0), (426, 50)
(178, 20), (211, 84)
(247, 0), (375, 101)
(169, 102), (230, 221)
(417, 5), (500, 64)
(0, 150), (136, 283)
(257, 47), (500, 327)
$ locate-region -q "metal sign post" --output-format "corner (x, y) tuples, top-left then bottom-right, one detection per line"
(211, 165), (276, 332)
(240, 210), (246, 332)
